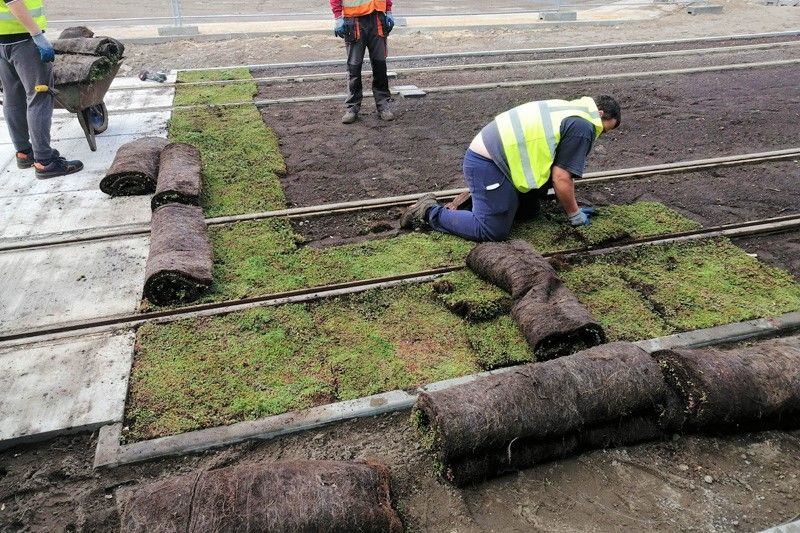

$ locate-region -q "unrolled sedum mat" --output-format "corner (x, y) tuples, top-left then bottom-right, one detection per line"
(467, 239), (605, 360)
(151, 143), (203, 210)
(144, 204), (213, 306)
(654, 336), (800, 431)
(100, 137), (169, 196)
(117, 460), (403, 533)
(414, 342), (673, 485)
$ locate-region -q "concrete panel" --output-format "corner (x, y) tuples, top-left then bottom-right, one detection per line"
(687, 3), (723, 13)
(0, 332), (135, 446)
(539, 11), (578, 20)
(0, 190), (152, 239)
(0, 116), (169, 198)
(0, 235), (149, 334)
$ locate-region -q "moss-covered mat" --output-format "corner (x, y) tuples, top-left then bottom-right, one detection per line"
(150, 201), (697, 306)
(170, 69), (286, 217)
(125, 237), (800, 441)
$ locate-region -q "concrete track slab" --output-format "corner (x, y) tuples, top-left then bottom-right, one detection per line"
(0, 332), (135, 447)
(0, 190), (152, 240)
(0, 235), (149, 335)
(0, 115), (169, 199)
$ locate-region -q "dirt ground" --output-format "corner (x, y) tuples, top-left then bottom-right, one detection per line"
(2, 409), (799, 532)
(3, 7), (800, 532)
(261, 66), (800, 207)
(112, 0), (800, 74)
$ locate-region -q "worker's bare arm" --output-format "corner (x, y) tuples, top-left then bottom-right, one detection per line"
(551, 165), (580, 216)
(6, 0), (43, 35)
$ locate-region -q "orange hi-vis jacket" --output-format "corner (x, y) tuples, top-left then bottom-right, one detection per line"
(331, 0), (390, 18)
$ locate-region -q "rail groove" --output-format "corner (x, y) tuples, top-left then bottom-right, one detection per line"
(2, 214), (799, 347)
(2, 149), (798, 253)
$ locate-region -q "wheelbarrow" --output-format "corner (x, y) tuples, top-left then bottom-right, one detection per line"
(34, 60), (122, 152)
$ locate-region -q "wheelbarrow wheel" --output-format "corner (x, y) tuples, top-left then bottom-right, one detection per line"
(88, 102), (109, 134)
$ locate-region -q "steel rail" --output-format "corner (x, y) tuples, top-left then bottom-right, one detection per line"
(109, 40), (800, 92)
(2, 148), (798, 254)
(106, 59), (800, 115)
(179, 30), (800, 72)
(2, 214), (800, 347)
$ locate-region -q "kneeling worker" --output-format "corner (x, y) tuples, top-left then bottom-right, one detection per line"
(400, 95), (621, 241)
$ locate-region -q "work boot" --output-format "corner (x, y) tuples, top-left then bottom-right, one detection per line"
(400, 193), (438, 229)
(379, 109), (395, 121)
(15, 148), (34, 169)
(34, 155), (84, 180)
(342, 110), (358, 124)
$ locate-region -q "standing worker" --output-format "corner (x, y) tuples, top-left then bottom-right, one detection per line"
(400, 95), (621, 241)
(330, 0), (394, 124)
(0, 0), (83, 178)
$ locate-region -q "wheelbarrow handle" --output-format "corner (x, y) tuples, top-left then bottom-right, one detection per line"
(34, 84), (67, 110)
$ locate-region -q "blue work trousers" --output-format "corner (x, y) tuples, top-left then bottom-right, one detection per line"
(427, 149), (519, 242)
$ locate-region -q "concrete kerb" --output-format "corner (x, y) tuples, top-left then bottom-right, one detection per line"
(93, 311), (800, 468)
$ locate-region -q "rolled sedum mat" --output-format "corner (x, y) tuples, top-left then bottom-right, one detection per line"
(52, 53), (115, 84)
(466, 240), (554, 299)
(58, 26), (95, 39)
(654, 337), (800, 431)
(117, 460), (403, 533)
(53, 36), (125, 60)
(100, 137), (169, 196)
(151, 143), (203, 210)
(467, 239), (605, 359)
(511, 278), (606, 360)
(414, 342), (671, 484)
(443, 415), (666, 486)
(144, 204), (212, 306)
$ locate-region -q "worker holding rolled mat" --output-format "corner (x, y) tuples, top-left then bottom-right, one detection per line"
(400, 95), (621, 241)
(330, 0), (395, 124)
(0, 0), (82, 179)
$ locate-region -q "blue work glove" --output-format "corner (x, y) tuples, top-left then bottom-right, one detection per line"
(334, 17), (346, 38)
(32, 32), (55, 63)
(568, 206), (597, 226)
(385, 11), (395, 27)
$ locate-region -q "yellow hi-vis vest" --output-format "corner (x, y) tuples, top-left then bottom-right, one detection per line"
(0, 0), (46, 35)
(495, 96), (603, 193)
(343, 0), (386, 17)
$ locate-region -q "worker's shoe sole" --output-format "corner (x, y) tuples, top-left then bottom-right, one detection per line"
(34, 157), (84, 179)
(379, 110), (395, 121)
(342, 111), (358, 124)
(15, 150), (34, 169)
(400, 193), (438, 229)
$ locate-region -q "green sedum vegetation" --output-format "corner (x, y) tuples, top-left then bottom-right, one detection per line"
(128, 236), (800, 442)
(170, 69), (286, 217)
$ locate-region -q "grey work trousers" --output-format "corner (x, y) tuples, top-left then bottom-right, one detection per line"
(345, 13), (391, 112)
(0, 37), (55, 162)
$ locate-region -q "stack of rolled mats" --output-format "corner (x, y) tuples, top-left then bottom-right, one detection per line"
(100, 137), (202, 204)
(101, 137), (211, 306)
(53, 26), (125, 85)
(117, 460), (403, 533)
(466, 239), (606, 360)
(414, 337), (800, 486)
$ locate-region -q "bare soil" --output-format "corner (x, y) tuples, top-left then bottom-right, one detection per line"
(2, 410), (799, 533)
(261, 65), (800, 209)
(253, 46), (796, 100)
(114, 0), (800, 73)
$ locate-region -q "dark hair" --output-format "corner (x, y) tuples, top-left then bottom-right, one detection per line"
(595, 95), (621, 124)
